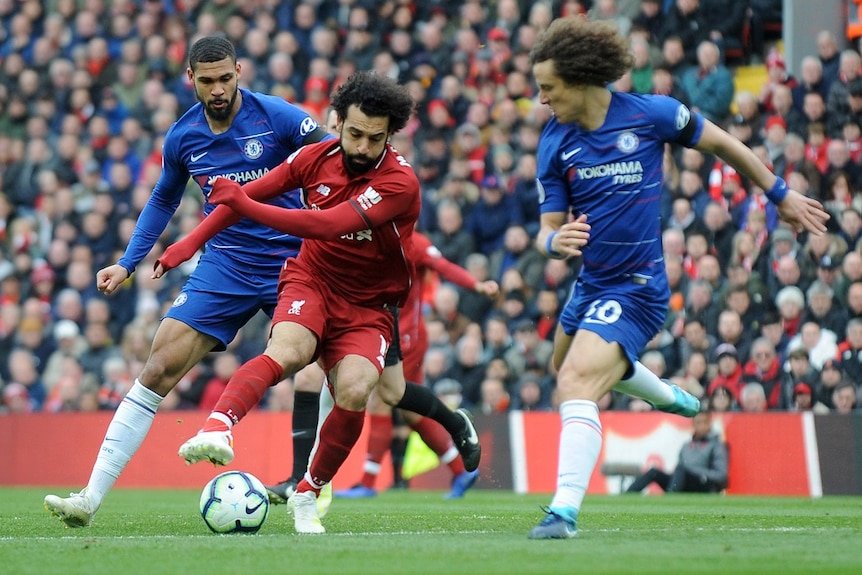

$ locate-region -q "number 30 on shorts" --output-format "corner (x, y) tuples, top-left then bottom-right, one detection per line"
(584, 299), (622, 325)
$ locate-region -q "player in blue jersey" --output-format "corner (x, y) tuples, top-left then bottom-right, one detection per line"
(526, 18), (830, 540)
(44, 36), (332, 528)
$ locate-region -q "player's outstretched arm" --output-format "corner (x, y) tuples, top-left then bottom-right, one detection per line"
(694, 120), (830, 234)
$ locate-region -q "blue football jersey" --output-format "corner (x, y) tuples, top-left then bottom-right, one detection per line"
(118, 89), (321, 273)
(537, 92), (704, 293)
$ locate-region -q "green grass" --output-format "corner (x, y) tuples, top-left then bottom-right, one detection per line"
(4, 488), (861, 575)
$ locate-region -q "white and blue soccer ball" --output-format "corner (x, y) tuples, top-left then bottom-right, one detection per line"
(199, 470), (269, 534)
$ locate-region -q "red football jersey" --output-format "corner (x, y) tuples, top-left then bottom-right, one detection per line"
(261, 140), (420, 308)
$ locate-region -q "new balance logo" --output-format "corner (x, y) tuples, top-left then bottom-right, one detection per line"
(190, 151), (208, 162)
(561, 148), (582, 161)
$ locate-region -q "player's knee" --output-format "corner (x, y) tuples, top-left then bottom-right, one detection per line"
(334, 381), (373, 411)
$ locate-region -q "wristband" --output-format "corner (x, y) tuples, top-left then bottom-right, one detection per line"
(765, 177), (789, 204)
(545, 231), (565, 259)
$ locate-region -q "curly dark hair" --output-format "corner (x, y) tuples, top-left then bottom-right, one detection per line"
(188, 35), (236, 70)
(330, 71), (415, 134)
(530, 17), (633, 87)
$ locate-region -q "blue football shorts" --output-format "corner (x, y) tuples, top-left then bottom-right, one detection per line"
(163, 250), (290, 351)
(558, 278), (668, 368)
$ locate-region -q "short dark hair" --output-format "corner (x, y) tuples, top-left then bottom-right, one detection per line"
(530, 17), (633, 87)
(188, 36), (236, 71)
(330, 71), (415, 134)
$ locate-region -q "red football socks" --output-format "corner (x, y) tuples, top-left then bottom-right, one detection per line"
(202, 354), (283, 432)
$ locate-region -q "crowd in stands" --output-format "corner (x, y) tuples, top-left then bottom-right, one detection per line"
(0, 0), (860, 416)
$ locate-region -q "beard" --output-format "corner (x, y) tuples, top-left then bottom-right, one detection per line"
(200, 87), (238, 122)
(341, 149), (377, 175)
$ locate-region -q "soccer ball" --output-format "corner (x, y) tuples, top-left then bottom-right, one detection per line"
(199, 470), (270, 534)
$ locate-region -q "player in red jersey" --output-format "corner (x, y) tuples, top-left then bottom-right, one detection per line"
(165, 72), (480, 534)
(336, 231), (498, 499)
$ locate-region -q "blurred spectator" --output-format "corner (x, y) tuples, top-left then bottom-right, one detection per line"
(706, 383), (736, 412)
(504, 319), (554, 380)
(832, 381), (858, 413)
(41, 319), (86, 391)
(478, 376), (510, 414)
(659, 0), (706, 65)
(739, 381), (768, 412)
(801, 279), (848, 342)
(742, 337), (783, 408)
(816, 358), (845, 410)
(589, 0), (632, 37)
(7, 347), (46, 411)
(708, 342), (744, 402)
(826, 50), (862, 137)
(759, 49), (798, 115)
(716, 309), (752, 364)
(679, 40), (734, 124)
(489, 224), (544, 287)
(789, 320), (839, 375)
(816, 30), (841, 95)
(792, 56), (830, 115)
(700, 0), (747, 64)
(510, 371), (553, 411)
(2, 382), (32, 414)
(465, 175), (524, 255)
(836, 317), (862, 383)
(458, 253), (497, 325)
(443, 333), (487, 409)
(775, 285), (807, 342)
(425, 283), (473, 346)
(633, 0), (666, 43)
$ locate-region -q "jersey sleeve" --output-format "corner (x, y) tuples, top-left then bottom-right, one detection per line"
(413, 233), (478, 290)
(648, 95), (705, 148)
(117, 126), (190, 273)
(536, 125), (572, 215)
(261, 94), (324, 150)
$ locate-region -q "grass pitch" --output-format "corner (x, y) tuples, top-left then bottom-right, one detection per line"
(3, 487), (861, 575)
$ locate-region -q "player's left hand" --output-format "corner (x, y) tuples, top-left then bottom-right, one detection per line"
(208, 176), (245, 208)
(776, 189), (830, 234)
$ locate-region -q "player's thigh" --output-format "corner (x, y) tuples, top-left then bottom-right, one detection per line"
(558, 288), (664, 402)
(368, 361), (407, 413)
(141, 317), (220, 395)
(558, 329), (629, 402)
(266, 321), (319, 371)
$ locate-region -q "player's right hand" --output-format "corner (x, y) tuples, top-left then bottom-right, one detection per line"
(153, 238), (197, 278)
(96, 264), (130, 295)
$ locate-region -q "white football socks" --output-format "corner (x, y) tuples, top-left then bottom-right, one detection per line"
(614, 361), (676, 405)
(86, 380), (162, 507)
(550, 400), (602, 513)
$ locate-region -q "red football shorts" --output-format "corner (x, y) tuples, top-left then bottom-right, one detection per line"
(273, 259), (394, 374)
